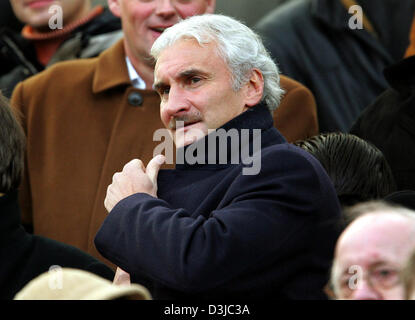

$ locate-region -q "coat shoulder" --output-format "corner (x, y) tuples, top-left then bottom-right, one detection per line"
(261, 142), (322, 171)
(11, 56), (99, 112)
(274, 75), (318, 142)
(279, 74), (311, 94)
(22, 57), (98, 91)
(255, 0), (311, 32)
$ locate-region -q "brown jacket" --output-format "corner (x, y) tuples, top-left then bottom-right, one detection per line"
(11, 39), (318, 266)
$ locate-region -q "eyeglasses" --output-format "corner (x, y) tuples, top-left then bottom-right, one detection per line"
(337, 264), (401, 298)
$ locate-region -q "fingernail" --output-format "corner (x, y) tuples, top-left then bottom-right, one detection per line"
(157, 155), (166, 164)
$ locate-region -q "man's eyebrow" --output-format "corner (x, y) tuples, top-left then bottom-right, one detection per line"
(153, 81), (167, 92)
(153, 68), (209, 91)
(178, 68), (208, 79)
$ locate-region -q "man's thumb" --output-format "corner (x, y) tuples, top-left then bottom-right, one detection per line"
(146, 154), (165, 184)
(113, 267), (131, 286)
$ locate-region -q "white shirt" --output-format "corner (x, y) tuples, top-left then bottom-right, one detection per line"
(125, 56), (146, 90)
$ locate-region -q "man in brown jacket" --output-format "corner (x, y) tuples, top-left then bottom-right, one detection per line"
(11, 0), (318, 266)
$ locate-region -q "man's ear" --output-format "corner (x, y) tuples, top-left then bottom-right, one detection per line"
(108, 0), (121, 17)
(244, 69), (264, 107)
(206, 0), (216, 14)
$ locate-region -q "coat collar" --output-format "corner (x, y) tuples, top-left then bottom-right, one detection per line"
(92, 38), (131, 93)
(175, 102), (286, 169)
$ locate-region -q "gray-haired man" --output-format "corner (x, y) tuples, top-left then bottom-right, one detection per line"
(95, 14), (341, 300)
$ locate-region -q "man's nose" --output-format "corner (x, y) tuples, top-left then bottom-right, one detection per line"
(350, 280), (381, 300)
(162, 87), (190, 119)
(155, 0), (177, 19)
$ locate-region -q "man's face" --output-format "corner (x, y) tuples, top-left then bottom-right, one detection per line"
(332, 213), (415, 300)
(154, 39), (250, 148)
(109, 0), (215, 65)
(10, 0), (91, 30)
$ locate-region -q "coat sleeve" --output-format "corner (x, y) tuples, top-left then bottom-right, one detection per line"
(10, 82), (33, 229)
(94, 149), (339, 293)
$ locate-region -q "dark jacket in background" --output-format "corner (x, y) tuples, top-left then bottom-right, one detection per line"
(350, 56), (415, 191)
(95, 103), (342, 300)
(255, 0), (415, 132)
(0, 192), (114, 300)
(0, 7), (122, 98)
(0, 1), (22, 32)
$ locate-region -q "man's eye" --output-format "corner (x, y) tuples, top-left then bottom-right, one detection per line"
(375, 268), (396, 277)
(157, 87), (170, 96)
(372, 268), (399, 287)
(188, 77), (202, 85)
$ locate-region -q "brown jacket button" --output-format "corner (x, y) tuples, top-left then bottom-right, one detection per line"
(128, 92), (143, 107)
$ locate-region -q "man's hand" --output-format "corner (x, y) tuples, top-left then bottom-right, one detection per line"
(113, 267), (131, 286)
(104, 155), (165, 212)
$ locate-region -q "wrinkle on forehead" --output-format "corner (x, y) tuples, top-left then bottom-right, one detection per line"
(154, 39), (225, 85)
(335, 212), (415, 270)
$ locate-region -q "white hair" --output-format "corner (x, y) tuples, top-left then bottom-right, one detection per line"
(151, 14), (284, 112)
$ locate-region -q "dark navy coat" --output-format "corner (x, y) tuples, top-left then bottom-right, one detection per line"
(95, 103), (341, 299)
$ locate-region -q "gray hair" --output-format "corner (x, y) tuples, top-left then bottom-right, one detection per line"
(151, 14), (284, 112)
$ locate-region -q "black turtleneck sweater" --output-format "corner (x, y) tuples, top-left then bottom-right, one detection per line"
(0, 192), (114, 299)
